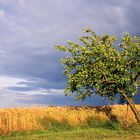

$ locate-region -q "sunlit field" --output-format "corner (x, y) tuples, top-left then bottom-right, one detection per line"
(0, 105), (140, 136)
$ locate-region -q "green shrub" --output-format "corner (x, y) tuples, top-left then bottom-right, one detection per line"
(39, 116), (123, 131)
(104, 121), (122, 130)
(84, 117), (107, 128)
(39, 117), (73, 131)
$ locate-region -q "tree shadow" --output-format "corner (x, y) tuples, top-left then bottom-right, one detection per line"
(95, 106), (118, 122)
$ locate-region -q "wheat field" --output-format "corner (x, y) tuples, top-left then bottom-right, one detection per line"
(0, 105), (139, 135)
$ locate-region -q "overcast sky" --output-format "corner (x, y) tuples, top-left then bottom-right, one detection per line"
(0, 0), (139, 107)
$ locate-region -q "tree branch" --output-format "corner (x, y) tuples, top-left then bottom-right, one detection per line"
(134, 71), (140, 82)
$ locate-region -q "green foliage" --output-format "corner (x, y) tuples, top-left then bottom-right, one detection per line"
(56, 28), (140, 103)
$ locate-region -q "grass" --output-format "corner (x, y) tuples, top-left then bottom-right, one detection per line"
(1, 127), (140, 140)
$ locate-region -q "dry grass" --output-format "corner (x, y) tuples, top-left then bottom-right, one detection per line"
(0, 105), (139, 135)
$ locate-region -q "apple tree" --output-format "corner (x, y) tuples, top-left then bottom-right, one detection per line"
(56, 29), (140, 124)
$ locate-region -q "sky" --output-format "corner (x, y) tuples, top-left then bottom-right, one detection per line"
(0, 0), (139, 107)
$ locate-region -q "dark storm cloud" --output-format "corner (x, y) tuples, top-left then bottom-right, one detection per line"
(0, 0), (139, 107)
(123, 0), (140, 36)
(17, 94), (109, 106)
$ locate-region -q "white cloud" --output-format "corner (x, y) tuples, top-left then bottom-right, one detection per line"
(0, 75), (64, 95)
(18, 88), (64, 95)
(0, 76), (28, 90)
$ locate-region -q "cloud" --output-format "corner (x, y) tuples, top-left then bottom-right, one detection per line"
(0, 76), (28, 90)
(0, 0), (139, 107)
(0, 92), (109, 108)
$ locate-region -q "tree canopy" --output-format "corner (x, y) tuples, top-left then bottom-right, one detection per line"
(56, 28), (140, 123)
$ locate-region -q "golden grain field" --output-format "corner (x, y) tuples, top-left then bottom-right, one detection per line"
(0, 105), (139, 135)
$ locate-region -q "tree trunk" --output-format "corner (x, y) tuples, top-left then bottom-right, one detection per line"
(121, 92), (140, 124)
